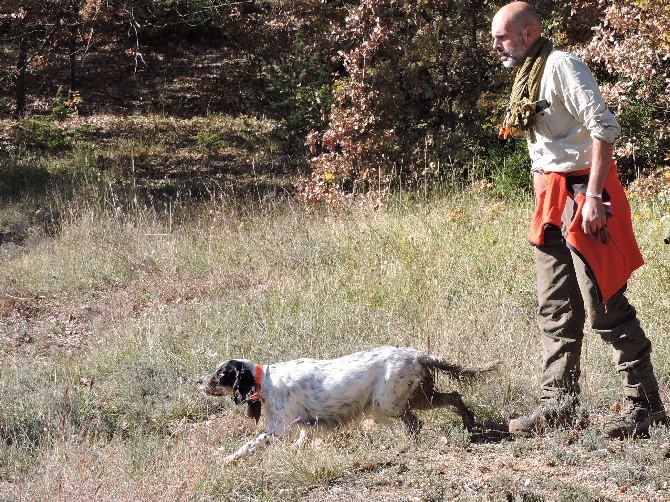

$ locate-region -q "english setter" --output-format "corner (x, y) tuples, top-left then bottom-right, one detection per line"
(197, 345), (498, 462)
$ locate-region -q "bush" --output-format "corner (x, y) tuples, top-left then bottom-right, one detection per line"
(12, 120), (95, 152)
(452, 139), (532, 198)
(615, 93), (667, 182)
(50, 86), (79, 121)
(14, 120), (74, 151)
(487, 141), (532, 198)
(257, 30), (335, 153)
(196, 130), (228, 156)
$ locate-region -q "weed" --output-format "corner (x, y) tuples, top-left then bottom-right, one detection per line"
(510, 438), (536, 458)
(440, 424), (472, 449)
(50, 86), (79, 121)
(547, 446), (582, 466)
(196, 129), (228, 156)
(550, 481), (600, 502)
(13, 120), (94, 152)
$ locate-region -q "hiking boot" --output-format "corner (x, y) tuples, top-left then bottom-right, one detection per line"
(509, 397), (584, 436)
(602, 393), (667, 439)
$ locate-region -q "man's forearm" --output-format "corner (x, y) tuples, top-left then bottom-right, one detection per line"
(587, 139), (614, 195)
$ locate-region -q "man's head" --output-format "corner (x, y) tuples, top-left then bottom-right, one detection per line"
(491, 2), (542, 68)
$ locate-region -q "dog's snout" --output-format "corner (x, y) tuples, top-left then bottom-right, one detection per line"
(197, 376), (204, 386)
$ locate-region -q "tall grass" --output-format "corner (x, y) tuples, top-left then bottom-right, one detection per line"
(1, 173), (669, 500)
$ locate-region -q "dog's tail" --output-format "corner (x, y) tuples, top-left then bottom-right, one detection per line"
(418, 354), (501, 381)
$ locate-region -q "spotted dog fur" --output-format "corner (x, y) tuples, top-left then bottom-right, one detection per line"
(197, 345), (498, 462)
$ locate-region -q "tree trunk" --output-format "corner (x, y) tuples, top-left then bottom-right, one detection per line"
(16, 35), (27, 118)
(69, 39), (76, 91)
(69, 0), (79, 91)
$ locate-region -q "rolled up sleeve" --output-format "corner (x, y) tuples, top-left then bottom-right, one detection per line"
(555, 56), (621, 144)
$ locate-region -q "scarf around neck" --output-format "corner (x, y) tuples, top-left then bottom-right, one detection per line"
(499, 37), (553, 142)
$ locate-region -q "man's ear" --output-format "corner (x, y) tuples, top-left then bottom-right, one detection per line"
(523, 24), (540, 45)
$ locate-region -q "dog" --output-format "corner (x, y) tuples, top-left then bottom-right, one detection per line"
(197, 345), (498, 462)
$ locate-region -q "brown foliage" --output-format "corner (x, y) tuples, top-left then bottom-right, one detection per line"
(298, 0), (393, 208)
(299, 0), (494, 207)
(574, 0), (670, 175)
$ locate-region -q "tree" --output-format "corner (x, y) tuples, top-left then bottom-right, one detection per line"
(0, 1), (106, 118)
(1, 2), (41, 118)
(299, 0), (498, 206)
(574, 0), (670, 178)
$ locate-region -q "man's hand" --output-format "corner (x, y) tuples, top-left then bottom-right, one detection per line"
(581, 196), (609, 244)
(582, 139), (614, 244)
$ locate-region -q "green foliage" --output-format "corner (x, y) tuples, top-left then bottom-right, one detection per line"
(49, 86), (77, 121)
(615, 86), (667, 181)
(195, 115), (278, 158)
(196, 130), (227, 156)
(440, 424), (472, 449)
(50, 87), (71, 121)
(484, 141), (532, 197)
(0, 393), (53, 453)
(258, 30), (335, 153)
(14, 120), (74, 151)
(12, 119), (95, 152)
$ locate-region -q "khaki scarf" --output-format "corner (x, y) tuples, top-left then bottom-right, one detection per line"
(499, 37), (553, 142)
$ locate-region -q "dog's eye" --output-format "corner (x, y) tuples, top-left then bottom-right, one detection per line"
(217, 370), (234, 384)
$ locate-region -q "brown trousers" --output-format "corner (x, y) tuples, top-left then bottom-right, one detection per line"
(534, 200), (659, 402)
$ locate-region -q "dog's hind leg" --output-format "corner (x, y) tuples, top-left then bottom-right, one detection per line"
(430, 391), (475, 429)
(401, 410), (423, 433)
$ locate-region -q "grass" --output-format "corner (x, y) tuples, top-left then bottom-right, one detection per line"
(1, 117), (670, 500)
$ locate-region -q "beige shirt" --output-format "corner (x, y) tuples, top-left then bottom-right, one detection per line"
(529, 50), (621, 173)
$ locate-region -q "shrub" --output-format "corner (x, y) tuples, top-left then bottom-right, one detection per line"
(12, 120), (95, 152)
(14, 120), (74, 151)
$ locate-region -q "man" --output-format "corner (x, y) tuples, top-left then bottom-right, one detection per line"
(491, 1), (666, 438)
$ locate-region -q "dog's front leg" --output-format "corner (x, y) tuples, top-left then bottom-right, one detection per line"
(294, 428), (310, 448)
(225, 432), (273, 463)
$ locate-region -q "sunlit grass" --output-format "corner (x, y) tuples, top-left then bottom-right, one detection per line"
(0, 173), (669, 499)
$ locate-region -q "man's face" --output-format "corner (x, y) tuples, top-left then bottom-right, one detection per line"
(491, 17), (530, 68)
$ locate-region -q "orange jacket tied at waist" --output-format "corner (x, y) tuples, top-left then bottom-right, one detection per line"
(528, 162), (644, 304)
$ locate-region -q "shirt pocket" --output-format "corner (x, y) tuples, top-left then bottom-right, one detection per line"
(534, 99), (571, 140)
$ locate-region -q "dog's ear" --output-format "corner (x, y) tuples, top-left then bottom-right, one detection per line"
(231, 362), (257, 405)
(246, 400), (262, 423)
(214, 360), (242, 387)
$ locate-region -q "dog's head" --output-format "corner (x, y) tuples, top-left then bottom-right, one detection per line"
(197, 360), (262, 422)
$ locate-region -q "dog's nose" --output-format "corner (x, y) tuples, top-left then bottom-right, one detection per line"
(197, 376), (204, 385)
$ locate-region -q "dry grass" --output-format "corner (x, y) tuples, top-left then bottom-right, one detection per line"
(1, 163), (670, 500)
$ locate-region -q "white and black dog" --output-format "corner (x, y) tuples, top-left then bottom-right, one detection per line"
(198, 345), (498, 461)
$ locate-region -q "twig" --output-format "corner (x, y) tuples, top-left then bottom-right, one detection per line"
(2, 293), (32, 301)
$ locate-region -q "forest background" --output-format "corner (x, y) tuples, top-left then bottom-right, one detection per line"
(1, 0), (669, 207)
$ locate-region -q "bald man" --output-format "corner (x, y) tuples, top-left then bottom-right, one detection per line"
(492, 2), (666, 438)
